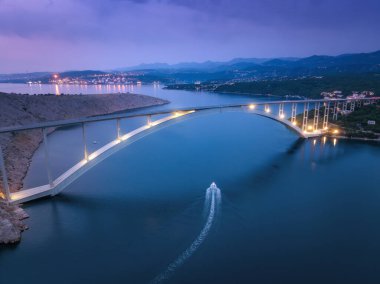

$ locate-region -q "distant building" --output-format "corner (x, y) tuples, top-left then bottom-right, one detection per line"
(321, 90), (375, 100)
(362, 91), (375, 96)
(347, 91), (375, 99)
(321, 90), (343, 99)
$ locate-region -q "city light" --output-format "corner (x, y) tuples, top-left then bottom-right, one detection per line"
(307, 125), (313, 131)
(333, 129), (339, 134)
(248, 104), (255, 110)
(279, 114), (285, 119)
(265, 107), (270, 113)
(292, 121), (297, 126)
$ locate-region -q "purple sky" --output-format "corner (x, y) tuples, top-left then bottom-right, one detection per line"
(1, 0), (380, 73)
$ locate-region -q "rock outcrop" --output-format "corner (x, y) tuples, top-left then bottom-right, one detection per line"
(0, 202), (29, 244)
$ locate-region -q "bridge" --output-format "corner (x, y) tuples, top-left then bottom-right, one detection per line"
(0, 97), (378, 204)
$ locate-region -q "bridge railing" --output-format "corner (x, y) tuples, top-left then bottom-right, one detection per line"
(0, 97), (378, 203)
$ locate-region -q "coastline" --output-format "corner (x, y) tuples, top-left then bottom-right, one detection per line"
(0, 92), (169, 244)
(164, 85), (306, 100)
(0, 202), (29, 244)
(330, 135), (380, 142)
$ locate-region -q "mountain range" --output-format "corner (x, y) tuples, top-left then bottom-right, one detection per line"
(1, 50), (380, 83)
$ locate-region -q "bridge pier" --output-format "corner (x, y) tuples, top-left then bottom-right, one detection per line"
(0, 145), (11, 202)
(82, 123), (88, 161)
(278, 103), (285, 119)
(322, 102), (330, 129)
(350, 101), (355, 112)
(313, 102), (320, 131)
(302, 102), (309, 132)
(333, 102), (338, 120)
(343, 101), (348, 112)
(42, 128), (54, 191)
(291, 103), (297, 125)
(116, 118), (121, 140)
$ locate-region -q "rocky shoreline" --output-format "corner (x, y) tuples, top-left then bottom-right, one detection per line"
(0, 92), (169, 244)
(0, 202), (29, 244)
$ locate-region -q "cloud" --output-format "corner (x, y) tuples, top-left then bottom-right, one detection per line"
(0, 0), (379, 72)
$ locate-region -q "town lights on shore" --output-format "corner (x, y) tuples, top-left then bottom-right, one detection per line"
(307, 125), (313, 131)
(248, 104), (255, 110)
(333, 129), (339, 134)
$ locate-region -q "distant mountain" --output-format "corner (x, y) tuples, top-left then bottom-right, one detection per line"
(0, 70), (106, 83)
(261, 51), (380, 70)
(119, 58), (283, 71)
(1, 50), (380, 84)
(118, 50), (380, 82)
(119, 63), (171, 71)
(0, 72), (51, 83)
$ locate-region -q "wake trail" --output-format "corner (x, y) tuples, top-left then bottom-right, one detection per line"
(151, 183), (221, 284)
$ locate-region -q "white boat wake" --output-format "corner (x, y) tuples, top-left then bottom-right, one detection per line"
(151, 182), (222, 284)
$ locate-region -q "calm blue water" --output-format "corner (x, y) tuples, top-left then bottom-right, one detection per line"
(1, 84), (380, 284)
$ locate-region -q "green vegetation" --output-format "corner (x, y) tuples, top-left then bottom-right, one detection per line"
(335, 104), (380, 139)
(214, 74), (380, 99)
(166, 74), (380, 99)
(292, 103), (380, 139)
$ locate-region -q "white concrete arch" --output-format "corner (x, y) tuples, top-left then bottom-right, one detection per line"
(9, 106), (318, 203)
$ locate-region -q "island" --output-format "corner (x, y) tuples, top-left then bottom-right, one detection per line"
(0, 92), (169, 244)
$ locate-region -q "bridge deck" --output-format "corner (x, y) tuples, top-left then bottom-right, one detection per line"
(3, 98), (379, 203)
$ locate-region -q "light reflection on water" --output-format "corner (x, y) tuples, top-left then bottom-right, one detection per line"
(1, 82), (140, 96)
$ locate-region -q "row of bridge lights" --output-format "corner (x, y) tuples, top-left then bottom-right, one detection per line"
(86, 111), (194, 163)
(248, 104), (278, 115)
(248, 104), (340, 135)
(248, 103), (290, 121)
(54, 106), (343, 188)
